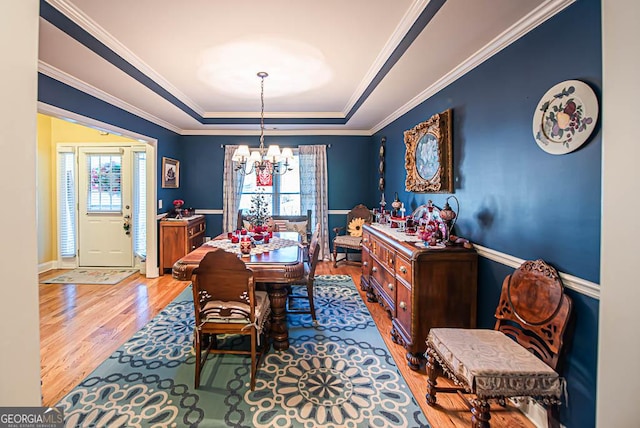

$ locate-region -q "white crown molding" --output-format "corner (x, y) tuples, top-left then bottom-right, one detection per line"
(370, 0), (576, 134)
(344, 0), (431, 115)
(182, 128), (371, 136)
(38, 100), (162, 143)
(38, 61), (182, 134)
(44, 0), (204, 117)
(474, 244), (600, 300)
(203, 111), (346, 119)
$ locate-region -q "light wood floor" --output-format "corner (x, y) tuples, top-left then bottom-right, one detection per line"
(39, 262), (533, 428)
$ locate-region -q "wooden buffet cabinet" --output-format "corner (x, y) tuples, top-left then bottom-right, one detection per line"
(159, 215), (206, 275)
(360, 223), (478, 370)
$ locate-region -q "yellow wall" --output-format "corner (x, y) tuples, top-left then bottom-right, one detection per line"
(36, 114), (138, 266)
(37, 115), (53, 264)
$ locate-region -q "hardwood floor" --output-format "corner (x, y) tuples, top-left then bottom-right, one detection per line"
(39, 262), (533, 427)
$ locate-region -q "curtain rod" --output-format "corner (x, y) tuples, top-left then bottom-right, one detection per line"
(219, 144), (332, 148)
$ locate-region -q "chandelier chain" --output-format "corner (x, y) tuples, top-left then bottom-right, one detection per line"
(259, 73), (265, 151)
(231, 71), (292, 177)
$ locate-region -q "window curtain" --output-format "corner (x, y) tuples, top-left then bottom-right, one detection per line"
(299, 145), (330, 260)
(222, 145), (245, 232)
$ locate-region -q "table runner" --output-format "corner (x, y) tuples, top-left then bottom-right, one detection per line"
(204, 236), (301, 256)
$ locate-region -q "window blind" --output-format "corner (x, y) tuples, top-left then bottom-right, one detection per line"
(58, 151), (76, 258)
(133, 151), (146, 258)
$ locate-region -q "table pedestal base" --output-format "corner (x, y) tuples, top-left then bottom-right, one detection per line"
(266, 283), (289, 351)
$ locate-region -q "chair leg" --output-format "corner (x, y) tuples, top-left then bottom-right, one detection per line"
(470, 400), (491, 428)
(194, 331), (201, 388)
(250, 330), (257, 390)
(546, 403), (561, 428)
(333, 246), (338, 268)
(306, 281), (316, 321)
(425, 351), (439, 406)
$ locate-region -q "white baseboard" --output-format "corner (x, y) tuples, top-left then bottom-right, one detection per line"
(38, 261), (57, 273)
(510, 399), (566, 428)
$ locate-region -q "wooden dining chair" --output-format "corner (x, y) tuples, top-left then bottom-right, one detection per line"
(191, 250), (271, 390)
(425, 259), (573, 428)
(332, 204), (372, 267)
(287, 225), (320, 321)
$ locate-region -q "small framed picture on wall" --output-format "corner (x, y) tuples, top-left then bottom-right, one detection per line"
(162, 157), (180, 188)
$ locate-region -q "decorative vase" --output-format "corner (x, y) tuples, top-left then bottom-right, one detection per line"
(391, 192), (402, 216)
(240, 238), (252, 257)
(173, 203), (183, 218)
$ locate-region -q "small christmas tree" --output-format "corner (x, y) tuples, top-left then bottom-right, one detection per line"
(247, 190), (270, 226)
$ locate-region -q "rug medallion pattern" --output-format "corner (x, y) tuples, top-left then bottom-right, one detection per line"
(57, 275), (429, 427)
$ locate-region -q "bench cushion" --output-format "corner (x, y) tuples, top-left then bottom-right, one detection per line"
(427, 328), (563, 399)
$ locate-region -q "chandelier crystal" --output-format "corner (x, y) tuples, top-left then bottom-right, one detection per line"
(232, 72), (293, 176)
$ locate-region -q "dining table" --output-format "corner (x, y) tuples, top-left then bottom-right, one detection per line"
(172, 231), (305, 351)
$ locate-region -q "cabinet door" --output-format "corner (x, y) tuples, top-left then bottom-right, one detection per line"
(362, 247), (371, 280)
(371, 258), (396, 314)
(161, 224), (186, 271)
(395, 279), (412, 339)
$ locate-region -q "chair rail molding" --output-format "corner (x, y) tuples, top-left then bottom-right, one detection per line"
(474, 244), (599, 300)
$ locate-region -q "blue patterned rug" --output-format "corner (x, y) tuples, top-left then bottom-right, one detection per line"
(57, 275), (430, 427)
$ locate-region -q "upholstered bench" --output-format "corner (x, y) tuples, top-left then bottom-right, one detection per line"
(425, 259), (572, 428)
(427, 328), (564, 399)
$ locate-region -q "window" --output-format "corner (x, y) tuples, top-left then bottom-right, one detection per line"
(238, 154), (300, 215)
(133, 151), (147, 258)
(86, 153), (122, 212)
(57, 151), (76, 258)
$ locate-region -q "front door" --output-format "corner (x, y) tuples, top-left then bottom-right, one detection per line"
(78, 147), (133, 267)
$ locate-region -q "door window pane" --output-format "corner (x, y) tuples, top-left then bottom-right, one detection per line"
(87, 154), (122, 212)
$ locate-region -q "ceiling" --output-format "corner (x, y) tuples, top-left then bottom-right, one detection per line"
(38, 0), (573, 136)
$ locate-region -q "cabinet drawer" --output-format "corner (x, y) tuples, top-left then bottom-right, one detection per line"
(371, 258), (396, 309)
(395, 255), (412, 283)
(395, 279), (412, 338)
(187, 221), (204, 238)
(362, 230), (372, 251)
(373, 239), (395, 272)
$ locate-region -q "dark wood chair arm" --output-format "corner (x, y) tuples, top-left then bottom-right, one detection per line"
(333, 226), (345, 237)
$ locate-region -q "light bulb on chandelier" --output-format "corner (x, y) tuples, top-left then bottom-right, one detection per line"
(232, 72), (294, 176)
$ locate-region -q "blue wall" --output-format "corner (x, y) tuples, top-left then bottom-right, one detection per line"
(38, 1), (601, 425)
(38, 74), (184, 209)
(374, 1), (601, 427)
(178, 135), (375, 236)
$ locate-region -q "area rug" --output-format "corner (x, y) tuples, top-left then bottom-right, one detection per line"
(56, 275), (430, 427)
(43, 268), (139, 285)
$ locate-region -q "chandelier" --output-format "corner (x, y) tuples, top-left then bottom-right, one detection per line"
(232, 72), (293, 176)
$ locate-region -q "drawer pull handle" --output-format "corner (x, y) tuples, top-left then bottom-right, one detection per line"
(372, 267), (378, 273)
(363, 261), (368, 267)
(388, 283), (394, 291)
(363, 238), (368, 243)
(400, 266), (407, 274)
(389, 258), (394, 265)
(399, 301), (407, 310)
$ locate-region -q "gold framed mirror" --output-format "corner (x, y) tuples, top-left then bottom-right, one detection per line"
(404, 109), (453, 193)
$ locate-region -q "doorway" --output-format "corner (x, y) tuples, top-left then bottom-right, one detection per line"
(77, 146), (133, 267)
(40, 104), (159, 277)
